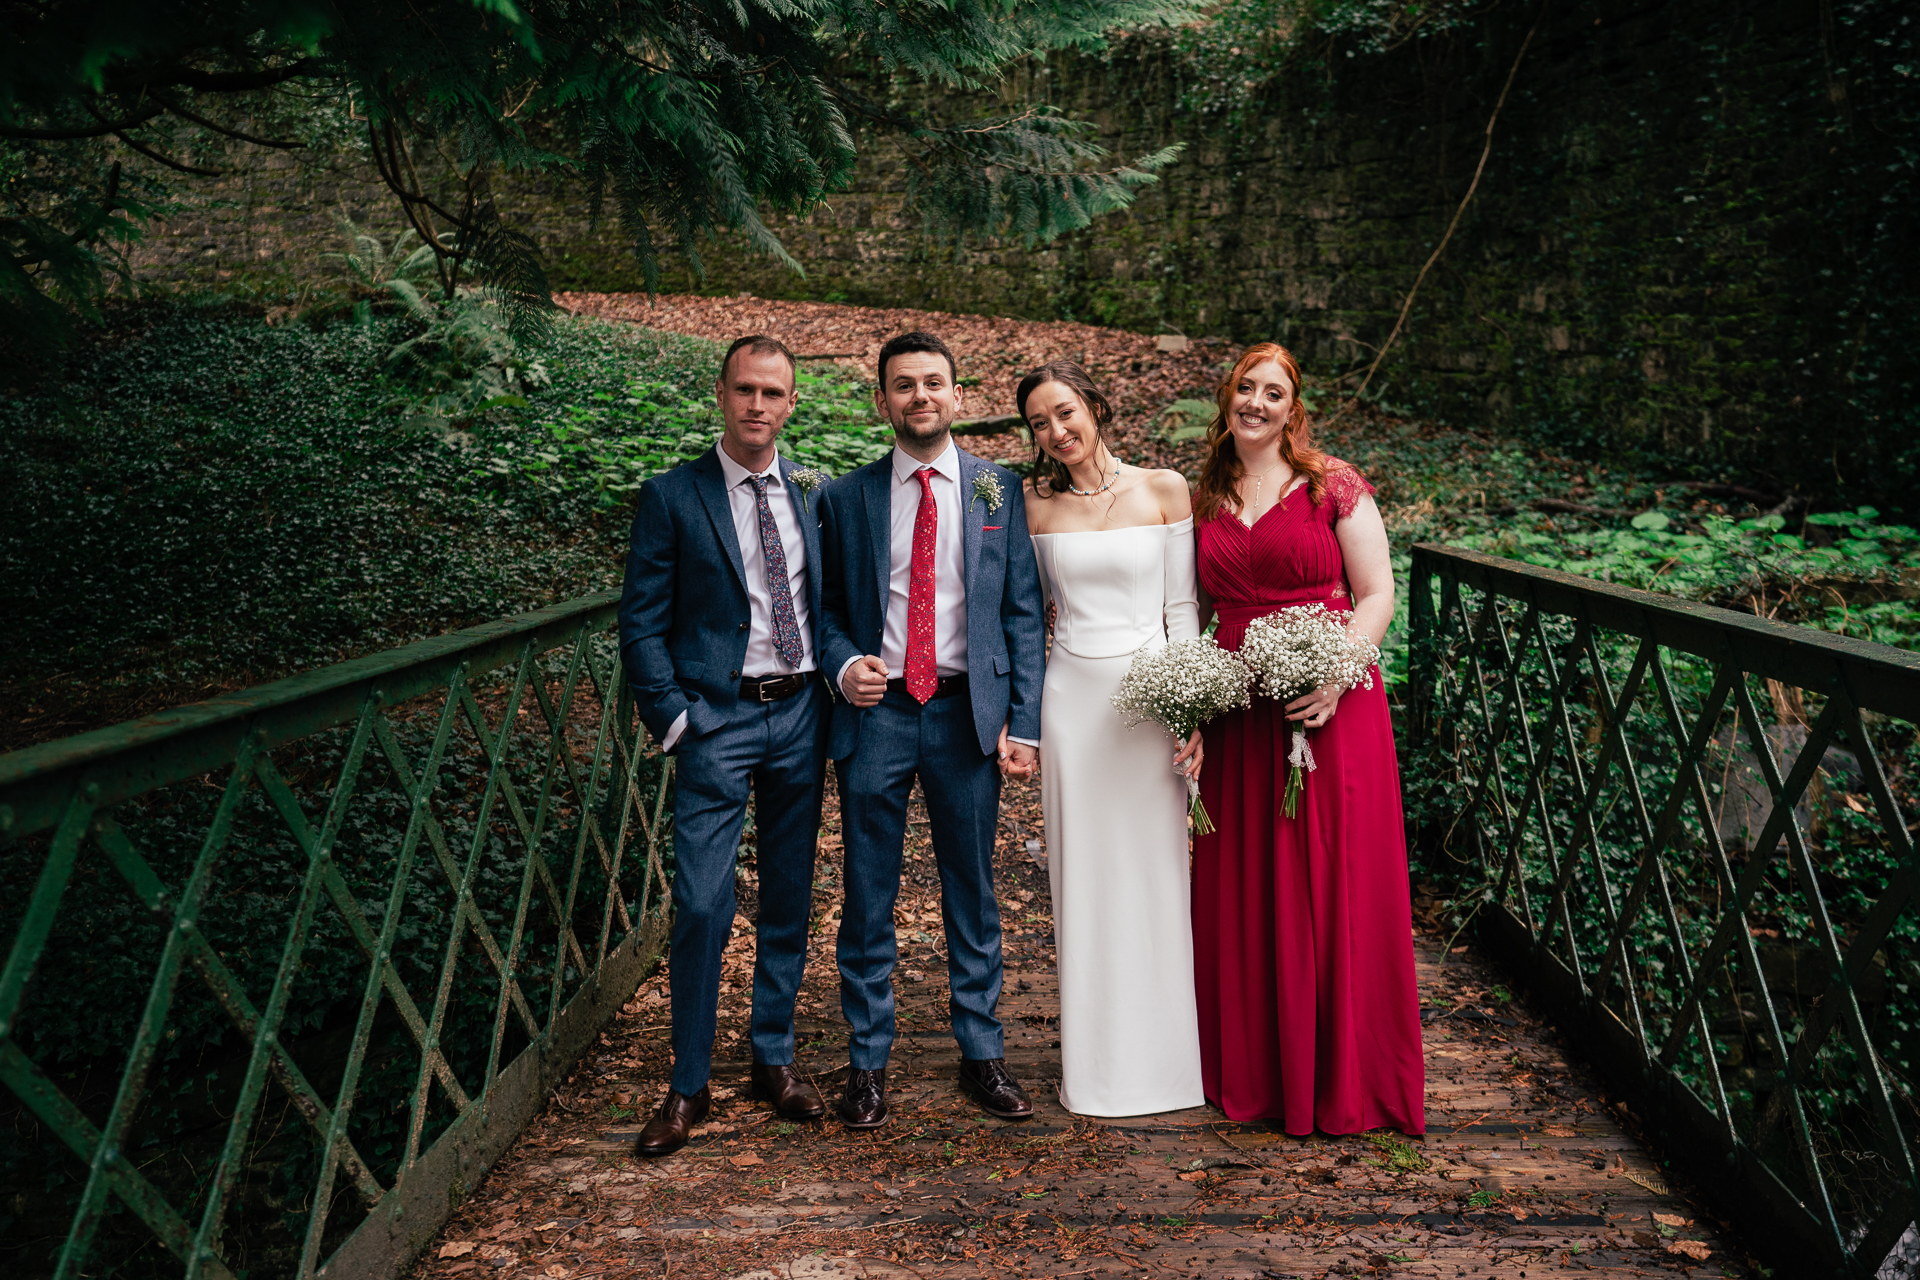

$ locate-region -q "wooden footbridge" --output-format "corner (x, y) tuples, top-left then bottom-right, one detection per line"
(4, 545), (1918, 1279)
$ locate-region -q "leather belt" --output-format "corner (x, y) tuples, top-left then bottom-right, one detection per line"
(739, 673), (813, 702)
(886, 673), (970, 701)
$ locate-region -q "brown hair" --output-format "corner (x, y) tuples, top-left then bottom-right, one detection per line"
(1016, 360), (1116, 499)
(876, 330), (956, 386)
(720, 334), (796, 385)
(1191, 342), (1327, 523)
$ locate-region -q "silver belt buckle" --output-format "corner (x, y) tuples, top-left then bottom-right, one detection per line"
(757, 677), (778, 702)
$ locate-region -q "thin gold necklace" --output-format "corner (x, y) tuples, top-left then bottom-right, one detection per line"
(1244, 460), (1287, 512)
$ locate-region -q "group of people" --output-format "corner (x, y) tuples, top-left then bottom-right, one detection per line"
(617, 329), (1425, 1156)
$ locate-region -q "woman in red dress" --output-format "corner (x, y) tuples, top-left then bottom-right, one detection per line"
(1191, 342), (1425, 1135)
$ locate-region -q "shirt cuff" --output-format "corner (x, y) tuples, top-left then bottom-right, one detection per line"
(1007, 735), (1039, 748)
(662, 709), (689, 752)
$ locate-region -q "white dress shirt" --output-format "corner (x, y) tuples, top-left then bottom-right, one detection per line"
(884, 442), (970, 678)
(664, 441), (813, 750)
(837, 442), (1037, 746)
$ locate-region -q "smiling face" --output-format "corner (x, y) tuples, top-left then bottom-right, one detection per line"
(1225, 358), (1298, 453)
(875, 350), (963, 449)
(1024, 380), (1102, 471)
(716, 348), (798, 464)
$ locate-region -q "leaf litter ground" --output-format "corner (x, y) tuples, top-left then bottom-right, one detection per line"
(409, 772), (1756, 1280)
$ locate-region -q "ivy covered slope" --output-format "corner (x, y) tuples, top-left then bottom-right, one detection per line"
(0, 304), (889, 748)
(1290, 408), (1920, 686)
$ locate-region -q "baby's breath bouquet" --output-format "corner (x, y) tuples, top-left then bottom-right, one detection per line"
(1111, 636), (1252, 835)
(1235, 604), (1382, 818)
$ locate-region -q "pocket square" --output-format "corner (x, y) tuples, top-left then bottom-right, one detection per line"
(982, 525), (1003, 531)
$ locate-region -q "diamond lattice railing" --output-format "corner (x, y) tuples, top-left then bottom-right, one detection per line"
(1407, 543), (1920, 1277)
(0, 591), (673, 1280)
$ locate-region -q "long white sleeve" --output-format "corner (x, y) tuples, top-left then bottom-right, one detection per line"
(1162, 516), (1200, 642)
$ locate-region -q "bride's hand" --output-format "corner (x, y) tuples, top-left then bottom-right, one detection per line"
(1173, 730), (1204, 780)
(1285, 682), (1345, 729)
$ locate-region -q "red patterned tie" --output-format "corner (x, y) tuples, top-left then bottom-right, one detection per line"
(905, 466), (939, 703)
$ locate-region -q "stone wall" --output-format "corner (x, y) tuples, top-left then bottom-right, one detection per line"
(129, 0), (1917, 504)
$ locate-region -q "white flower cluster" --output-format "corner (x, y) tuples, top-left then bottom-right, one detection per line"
(970, 471), (1005, 514)
(1111, 636), (1252, 741)
(1236, 603), (1380, 703)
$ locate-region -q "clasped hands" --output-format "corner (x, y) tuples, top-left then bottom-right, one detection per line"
(838, 655), (1038, 778)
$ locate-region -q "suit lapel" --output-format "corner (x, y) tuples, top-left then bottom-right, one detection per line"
(779, 455), (824, 619)
(959, 448), (985, 600)
(693, 447), (749, 594)
(863, 458), (893, 621)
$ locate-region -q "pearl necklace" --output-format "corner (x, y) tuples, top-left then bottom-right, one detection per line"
(1064, 452), (1118, 496)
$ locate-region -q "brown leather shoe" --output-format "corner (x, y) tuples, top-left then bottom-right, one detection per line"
(958, 1057), (1033, 1120)
(836, 1068), (889, 1129)
(751, 1062), (825, 1120)
(633, 1085), (710, 1157)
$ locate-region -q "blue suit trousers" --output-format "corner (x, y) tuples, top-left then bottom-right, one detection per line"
(836, 686), (1006, 1069)
(667, 683), (828, 1095)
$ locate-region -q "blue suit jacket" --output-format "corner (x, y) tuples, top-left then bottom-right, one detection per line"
(816, 445), (1045, 760)
(619, 445), (827, 746)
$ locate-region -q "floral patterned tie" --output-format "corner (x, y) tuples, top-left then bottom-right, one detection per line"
(751, 475), (805, 669)
(905, 467), (939, 703)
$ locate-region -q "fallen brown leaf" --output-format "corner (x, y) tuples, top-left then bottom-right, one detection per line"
(1667, 1239), (1711, 1260)
(437, 1241), (475, 1259)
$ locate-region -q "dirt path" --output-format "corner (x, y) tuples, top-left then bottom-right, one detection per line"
(407, 769), (1741, 1280)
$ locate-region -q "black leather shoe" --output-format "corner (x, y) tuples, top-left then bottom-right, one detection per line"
(958, 1057), (1033, 1120)
(634, 1085), (710, 1157)
(751, 1062), (825, 1120)
(837, 1068), (890, 1129)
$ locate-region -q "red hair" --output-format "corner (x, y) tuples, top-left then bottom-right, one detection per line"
(1191, 342), (1328, 523)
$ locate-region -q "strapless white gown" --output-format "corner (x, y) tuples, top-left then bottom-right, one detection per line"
(1031, 517), (1205, 1116)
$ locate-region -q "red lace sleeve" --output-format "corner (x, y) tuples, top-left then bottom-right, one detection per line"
(1322, 459), (1376, 519)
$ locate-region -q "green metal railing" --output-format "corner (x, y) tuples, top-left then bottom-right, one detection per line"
(1408, 543), (1920, 1277)
(0, 592), (673, 1279)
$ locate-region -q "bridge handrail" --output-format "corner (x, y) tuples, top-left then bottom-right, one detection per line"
(0, 589), (669, 1280)
(1409, 542), (1920, 1279)
(0, 590), (624, 838)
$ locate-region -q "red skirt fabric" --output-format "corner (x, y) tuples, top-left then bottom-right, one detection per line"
(1192, 673), (1426, 1134)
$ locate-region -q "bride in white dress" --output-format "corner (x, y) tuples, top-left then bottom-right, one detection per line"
(1019, 360), (1206, 1117)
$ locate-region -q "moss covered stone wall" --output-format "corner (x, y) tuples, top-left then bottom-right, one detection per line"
(130, 0), (1916, 507)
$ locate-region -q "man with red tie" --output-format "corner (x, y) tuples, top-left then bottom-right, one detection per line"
(816, 331), (1047, 1129)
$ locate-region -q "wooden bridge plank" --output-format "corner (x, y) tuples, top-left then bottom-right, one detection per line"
(409, 777), (1745, 1279)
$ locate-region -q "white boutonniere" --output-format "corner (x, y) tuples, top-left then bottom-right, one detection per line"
(970, 471), (1004, 515)
(788, 466), (828, 497)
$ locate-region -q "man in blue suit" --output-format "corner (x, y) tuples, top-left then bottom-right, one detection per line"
(619, 335), (831, 1156)
(817, 331), (1047, 1128)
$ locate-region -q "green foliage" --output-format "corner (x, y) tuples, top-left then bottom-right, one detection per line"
(0, 146), (169, 359)
(479, 365), (892, 511)
(1454, 508), (1920, 648)
(379, 280), (553, 425)
(1178, 0), (1480, 120)
(0, 0), (1202, 367)
(1153, 397), (1217, 443)
(0, 304), (864, 700)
